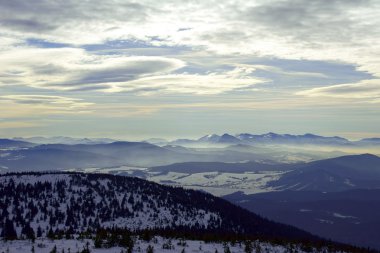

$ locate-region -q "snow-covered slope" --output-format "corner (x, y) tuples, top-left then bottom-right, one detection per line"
(0, 172), (318, 242)
(0, 237), (354, 253)
(0, 173), (220, 234)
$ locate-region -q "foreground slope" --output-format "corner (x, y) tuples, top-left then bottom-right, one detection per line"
(0, 172), (317, 241)
(0, 237), (364, 253)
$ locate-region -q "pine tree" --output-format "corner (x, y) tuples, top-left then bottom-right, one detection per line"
(2, 219), (17, 240)
(80, 242), (91, 253)
(22, 222), (35, 241)
(120, 232), (134, 250)
(37, 226), (43, 237)
(50, 245), (57, 253)
(146, 245), (154, 253)
(244, 240), (252, 253)
(47, 227), (55, 240)
(254, 242), (262, 253)
(223, 244), (231, 253)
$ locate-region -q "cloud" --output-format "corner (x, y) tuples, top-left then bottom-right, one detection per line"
(239, 64), (328, 78)
(0, 121), (43, 129)
(112, 66), (268, 95)
(0, 0), (379, 98)
(0, 0), (150, 39)
(0, 46), (269, 95)
(0, 47), (185, 92)
(297, 79), (380, 101)
(0, 95), (93, 108)
(239, 0), (372, 43)
(0, 95), (94, 119)
(1, 0), (378, 51)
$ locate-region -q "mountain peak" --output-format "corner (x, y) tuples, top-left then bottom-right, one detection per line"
(219, 133), (241, 143)
(198, 134), (221, 142)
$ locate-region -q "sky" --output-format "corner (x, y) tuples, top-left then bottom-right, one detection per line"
(0, 0), (379, 140)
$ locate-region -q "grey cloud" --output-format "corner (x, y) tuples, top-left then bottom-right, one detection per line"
(82, 60), (180, 84)
(0, 94), (93, 107)
(324, 85), (379, 94)
(68, 85), (112, 92)
(0, 46), (186, 92)
(45, 57), (184, 89)
(237, 0), (378, 44)
(0, 19), (57, 32)
(33, 64), (65, 75)
(0, 0), (151, 34)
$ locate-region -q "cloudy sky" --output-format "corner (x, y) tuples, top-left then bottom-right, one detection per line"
(0, 0), (379, 140)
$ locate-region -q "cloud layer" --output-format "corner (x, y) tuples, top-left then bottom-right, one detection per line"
(1, 0), (379, 97)
(0, 0), (379, 137)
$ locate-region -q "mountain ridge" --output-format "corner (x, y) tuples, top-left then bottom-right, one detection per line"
(0, 171), (321, 242)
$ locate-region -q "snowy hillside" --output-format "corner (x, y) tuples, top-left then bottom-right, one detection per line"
(0, 236), (354, 253)
(0, 173), (221, 235)
(0, 172), (373, 253)
(0, 172), (319, 242)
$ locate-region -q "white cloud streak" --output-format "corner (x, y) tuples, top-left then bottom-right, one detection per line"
(0, 95), (94, 119)
(0, 95), (93, 108)
(0, 48), (186, 92)
(297, 79), (380, 101)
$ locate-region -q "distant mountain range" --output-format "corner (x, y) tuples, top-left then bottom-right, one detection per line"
(2, 138), (350, 171)
(160, 133), (380, 147)
(13, 136), (117, 145)
(4, 133), (380, 147)
(0, 141), (274, 170)
(0, 141), (206, 169)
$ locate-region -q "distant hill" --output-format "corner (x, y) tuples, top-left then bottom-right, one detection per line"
(13, 136), (117, 145)
(0, 139), (35, 149)
(0, 141), (204, 170)
(355, 138), (380, 146)
(0, 148), (119, 171)
(268, 154), (380, 191)
(0, 141), (288, 171)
